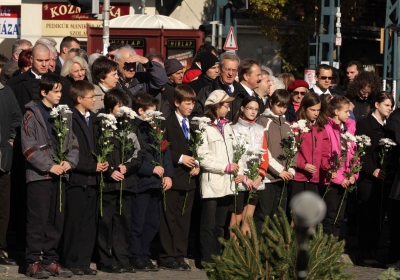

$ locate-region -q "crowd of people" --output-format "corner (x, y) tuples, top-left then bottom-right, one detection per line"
(0, 36), (400, 279)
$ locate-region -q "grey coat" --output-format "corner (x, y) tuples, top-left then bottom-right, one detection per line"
(21, 101), (79, 183)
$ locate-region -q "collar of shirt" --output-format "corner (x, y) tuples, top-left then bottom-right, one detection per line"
(78, 109), (91, 118)
(371, 112), (386, 125)
(31, 69), (44, 79)
(312, 85), (330, 95)
(240, 83), (253, 96)
(175, 111), (189, 128)
(59, 56), (65, 66)
(196, 62), (202, 70)
(98, 82), (110, 93)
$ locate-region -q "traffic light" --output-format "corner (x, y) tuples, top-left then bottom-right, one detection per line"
(69, 0), (99, 14)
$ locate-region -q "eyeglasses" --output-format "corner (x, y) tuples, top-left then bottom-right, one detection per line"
(293, 91), (307, 96)
(83, 95), (96, 99)
(221, 67), (238, 74)
(245, 107), (259, 112)
(318, 76), (333, 80)
(222, 104), (230, 110)
(107, 54), (115, 60)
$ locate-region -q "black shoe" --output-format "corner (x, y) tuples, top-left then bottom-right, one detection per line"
(130, 258), (152, 271)
(176, 261), (191, 270)
(26, 262), (51, 279)
(0, 253), (17, 266)
(143, 258), (159, 271)
(159, 261), (183, 270)
(101, 264), (126, 273)
(80, 266), (97, 275)
(121, 263), (136, 273)
(69, 267), (84, 275)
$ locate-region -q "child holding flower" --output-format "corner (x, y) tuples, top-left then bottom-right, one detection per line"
(97, 89), (146, 274)
(21, 75), (79, 278)
(356, 91), (394, 267)
(321, 95), (357, 237)
(290, 92), (330, 199)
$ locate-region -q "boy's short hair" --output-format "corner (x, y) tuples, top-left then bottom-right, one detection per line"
(131, 92), (159, 114)
(174, 85), (196, 104)
(270, 89), (291, 107)
(104, 89), (128, 112)
(69, 80), (95, 105)
(39, 75), (63, 97)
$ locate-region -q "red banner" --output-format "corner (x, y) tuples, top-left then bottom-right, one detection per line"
(42, 2), (129, 20)
(0, 5), (20, 18)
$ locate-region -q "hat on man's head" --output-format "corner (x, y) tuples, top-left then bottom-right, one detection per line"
(165, 59), (183, 76)
(200, 52), (219, 75)
(287, 80), (310, 92)
(205, 90), (235, 106)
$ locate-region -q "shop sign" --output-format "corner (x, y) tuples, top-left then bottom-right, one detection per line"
(0, 6), (20, 39)
(42, 2), (129, 37)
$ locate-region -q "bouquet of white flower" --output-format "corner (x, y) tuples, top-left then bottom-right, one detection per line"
(95, 113), (118, 216)
(145, 110), (169, 211)
(114, 106), (138, 215)
(50, 105), (73, 212)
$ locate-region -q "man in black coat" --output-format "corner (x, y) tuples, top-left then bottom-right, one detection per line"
(7, 43), (72, 114)
(187, 52), (219, 94)
(160, 59), (184, 118)
(159, 85), (200, 270)
(0, 82), (22, 266)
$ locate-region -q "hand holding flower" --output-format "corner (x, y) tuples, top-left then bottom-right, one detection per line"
(118, 164), (127, 175)
(279, 170), (293, 181)
(111, 170), (124, 181)
(252, 176), (263, 190)
(373, 168), (386, 180)
(60, 161), (71, 172)
(234, 174), (245, 184)
(153, 166), (165, 178)
(50, 164), (65, 176)
(305, 163), (317, 174)
(341, 179), (350, 189)
(182, 155), (196, 168)
(349, 175), (356, 184)
(331, 172), (337, 179)
(189, 166), (200, 176)
(225, 163), (239, 174)
(163, 177), (172, 190)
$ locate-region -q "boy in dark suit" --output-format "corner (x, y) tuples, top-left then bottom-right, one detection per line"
(62, 80), (109, 275)
(159, 85), (200, 270)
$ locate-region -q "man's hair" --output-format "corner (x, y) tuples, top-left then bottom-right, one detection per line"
(347, 61), (364, 74)
(114, 45), (136, 63)
(270, 89), (291, 107)
(260, 65), (273, 76)
(68, 48), (88, 62)
(69, 80), (95, 105)
(104, 89), (128, 112)
(220, 52), (240, 67)
(315, 64), (332, 76)
(193, 44), (217, 62)
(36, 37), (57, 47)
(174, 85), (196, 104)
(39, 74), (62, 95)
(238, 59), (260, 81)
(0, 54), (9, 68)
(147, 52), (165, 64)
(91, 56), (118, 85)
(32, 43), (50, 58)
(131, 92), (159, 114)
(60, 36), (80, 52)
(12, 39), (32, 55)
(107, 43), (123, 53)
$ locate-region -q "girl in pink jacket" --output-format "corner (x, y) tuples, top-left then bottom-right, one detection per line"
(290, 92), (330, 199)
(321, 95), (358, 237)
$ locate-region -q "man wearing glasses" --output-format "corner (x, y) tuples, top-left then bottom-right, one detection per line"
(310, 64), (333, 95)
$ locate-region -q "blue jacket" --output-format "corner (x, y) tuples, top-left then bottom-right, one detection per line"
(134, 118), (174, 193)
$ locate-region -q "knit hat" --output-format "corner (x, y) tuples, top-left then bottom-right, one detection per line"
(205, 90), (235, 106)
(287, 80), (310, 92)
(200, 52), (219, 75)
(165, 59), (183, 76)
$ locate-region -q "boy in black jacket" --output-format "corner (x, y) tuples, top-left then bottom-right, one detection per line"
(128, 92), (174, 271)
(159, 85), (200, 270)
(97, 89), (146, 274)
(62, 80), (108, 275)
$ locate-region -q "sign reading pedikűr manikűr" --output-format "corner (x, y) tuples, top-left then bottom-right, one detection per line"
(0, 6), (21, 39)
(42, 2), (129, 37)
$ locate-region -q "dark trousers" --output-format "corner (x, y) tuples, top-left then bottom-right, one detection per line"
(128, 189), (160, 261)
(321, 184), (346, 237)
(290, 181), (319, 200)
(200, 195), (231, 263)
(159, 189), (195, 264)
(0, 171), (10, 252)
(26, 179), (65, 265)
(357, 179), (389, 252)
(388, 199), (400, 261)
(62, 185), (98, 268)
(98, 190), (131, 267)
(254, 181), (286, 234)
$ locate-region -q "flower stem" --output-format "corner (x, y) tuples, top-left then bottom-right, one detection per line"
(380, 180), (384, 231)
(322, 179), (332, 199)
(59, 175), (62, 212)
(334, 188), (347, 225)
(181, 191), (188, 216)
(100, 172), (103, 217)
(278, 181), (286, 207)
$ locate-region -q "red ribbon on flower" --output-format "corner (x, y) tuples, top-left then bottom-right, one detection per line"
(161, 140), (169, 151)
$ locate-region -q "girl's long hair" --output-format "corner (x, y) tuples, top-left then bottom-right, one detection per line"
(203, 103), (223, 122)
(232, 96), (259, 124)
(296, 92), (327, 131)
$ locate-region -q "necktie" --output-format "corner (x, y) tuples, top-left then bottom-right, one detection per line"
(227, 86), (233, 95)
(182, 118), (189, 144)
(85, 116), (90, 127)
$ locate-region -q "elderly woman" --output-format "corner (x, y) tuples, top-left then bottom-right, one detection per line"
(91, 56), (119, 113)
(60, 56), (91, 83)
(285, 80), (309, 123)
(269, 76), (285, 96)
